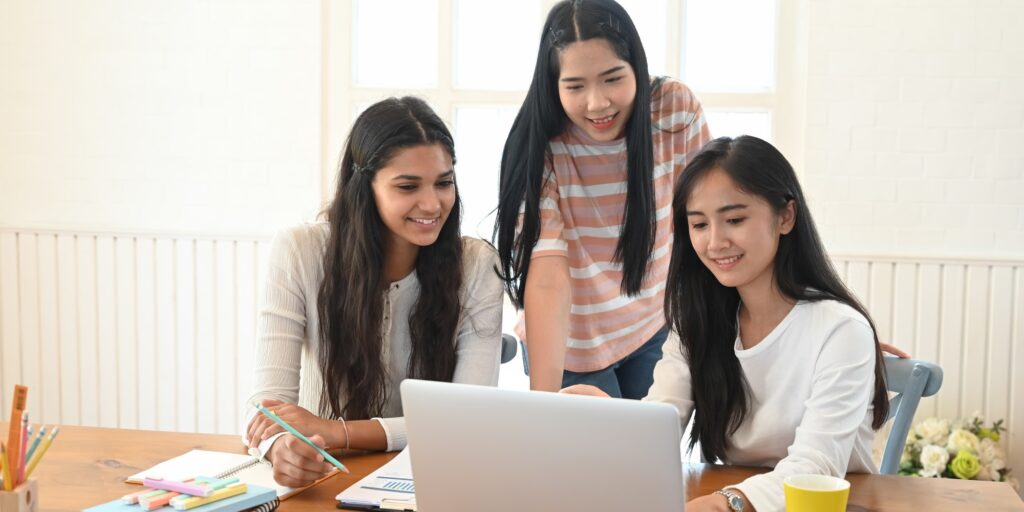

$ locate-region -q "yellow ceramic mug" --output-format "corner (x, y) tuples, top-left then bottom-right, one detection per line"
(783, 474), (850, 512)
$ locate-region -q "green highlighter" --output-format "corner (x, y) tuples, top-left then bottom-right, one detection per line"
(252, 402), (350, 474)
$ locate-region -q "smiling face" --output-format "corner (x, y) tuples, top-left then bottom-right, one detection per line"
(685, 168), (795, 295)
(371, 143), (456, 256)
(556, 38), (637, 142)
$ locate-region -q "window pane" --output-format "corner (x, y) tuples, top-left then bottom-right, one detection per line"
(454, 105), (519, 239)
(454, 0), (539, 90)
(617, 0), (669, 78)
(705, 110), (772, 142)
(683, 0), (775, 92)
(353, 0), (438, 88)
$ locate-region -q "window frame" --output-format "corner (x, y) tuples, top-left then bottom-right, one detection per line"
(325, 0), (804, 203)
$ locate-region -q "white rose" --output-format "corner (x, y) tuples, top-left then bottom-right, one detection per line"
(946, 428), (980, 455)
(915, 418), (951, 446)
(919, 444), (950, 477)
(978, 438), (1004, 466)
(976, 466), (993, 481)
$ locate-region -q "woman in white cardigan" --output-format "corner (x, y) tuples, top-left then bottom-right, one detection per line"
(565, 136), (890, 512)
(243, 97), (503, 488)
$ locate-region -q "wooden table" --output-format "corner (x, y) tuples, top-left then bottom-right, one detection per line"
(11, 425), (1024, 511)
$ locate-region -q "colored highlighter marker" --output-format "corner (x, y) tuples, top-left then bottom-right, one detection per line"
(171, 483), (247, 510)
(140, 490), (180, 510)
(143, 477), (212, 497)
(252, 402), (349, 473)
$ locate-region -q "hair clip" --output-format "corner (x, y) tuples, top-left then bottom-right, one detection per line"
(547, 26), (563, 46)
(352, 162), (369, 174)
(598, 16), (621, 35)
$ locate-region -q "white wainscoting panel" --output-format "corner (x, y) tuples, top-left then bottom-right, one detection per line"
(0, 228), (270, 435)
(834, 255), (1024, 482)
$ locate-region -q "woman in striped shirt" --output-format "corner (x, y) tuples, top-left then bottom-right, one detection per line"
(494, 0), (711, 396)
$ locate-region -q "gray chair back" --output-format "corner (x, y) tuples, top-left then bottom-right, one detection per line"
(880, 356), (943, 474)
(500, 334), (518, 364)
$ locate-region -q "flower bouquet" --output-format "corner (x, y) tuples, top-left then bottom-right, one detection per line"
(901, 414), (1018, 491)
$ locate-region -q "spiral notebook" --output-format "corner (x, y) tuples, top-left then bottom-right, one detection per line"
(125, 450), (301, 498)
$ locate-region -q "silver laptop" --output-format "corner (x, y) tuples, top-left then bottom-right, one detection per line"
(400, 379), (685, 512)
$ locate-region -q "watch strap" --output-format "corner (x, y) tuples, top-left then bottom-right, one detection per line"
(713, 488), (744, 511)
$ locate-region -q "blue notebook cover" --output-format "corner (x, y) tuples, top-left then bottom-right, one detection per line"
(83, 484), (277, 512)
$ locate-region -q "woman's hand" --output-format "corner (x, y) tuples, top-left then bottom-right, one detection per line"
(687, 489), (755, 512)
(685, 494), (732, 511)
(247, 399), (342, 449)
(880, 342), (911, 359)
(559, 384), (611, 398)
(265, 434), (335, 488)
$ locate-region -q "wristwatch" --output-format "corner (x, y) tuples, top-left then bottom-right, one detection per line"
(713, 488), (745, 511)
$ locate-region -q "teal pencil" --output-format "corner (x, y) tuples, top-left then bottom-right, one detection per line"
(24, 426), (45, 462)
(252, 403), (349, 473)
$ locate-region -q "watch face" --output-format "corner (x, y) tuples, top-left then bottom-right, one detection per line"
(728, 495), (744, 510)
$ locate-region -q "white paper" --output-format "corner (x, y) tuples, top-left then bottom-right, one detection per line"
(336, 448), (417, 509)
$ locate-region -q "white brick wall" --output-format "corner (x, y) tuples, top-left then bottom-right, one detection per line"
(804, 0), (1024, 257)
(0, 0), (323, 235)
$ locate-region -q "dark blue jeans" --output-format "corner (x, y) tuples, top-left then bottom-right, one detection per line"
(561, 325), (668, 399)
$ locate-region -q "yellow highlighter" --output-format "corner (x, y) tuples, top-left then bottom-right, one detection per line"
(170, 483), (248, 510)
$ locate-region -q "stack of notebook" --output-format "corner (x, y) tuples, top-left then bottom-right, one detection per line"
(84, 483), (278, 512)
(84, 448), (321, 512)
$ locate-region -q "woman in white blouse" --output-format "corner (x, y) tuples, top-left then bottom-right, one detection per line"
(565, 136), (890, 512)
(243, 97), (503, 488)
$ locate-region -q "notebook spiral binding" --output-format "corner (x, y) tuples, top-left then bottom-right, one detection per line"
(241, 497), (279, 512)
(217, 457), (263, 479)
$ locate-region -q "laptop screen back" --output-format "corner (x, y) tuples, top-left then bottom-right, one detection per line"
(401, 380), (685, 512)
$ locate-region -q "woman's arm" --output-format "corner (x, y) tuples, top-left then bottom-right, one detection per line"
(242, 228), (308, 450)
(727, 318), (877, 512)
(450, 240), (505, 385)
(642, 330), (695, 431)
(524, 255), (572, 391)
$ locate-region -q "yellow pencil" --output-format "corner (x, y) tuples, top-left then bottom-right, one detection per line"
(23, 427), (57, 479)
(1, 442), (10, 491)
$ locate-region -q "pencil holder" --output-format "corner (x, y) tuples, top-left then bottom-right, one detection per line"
(0, 479), (38, 512)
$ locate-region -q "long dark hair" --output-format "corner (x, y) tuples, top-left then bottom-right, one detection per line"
(666, 136), (889, 462)
(319, 97), (463, 421)
(494, 0), (658, 306)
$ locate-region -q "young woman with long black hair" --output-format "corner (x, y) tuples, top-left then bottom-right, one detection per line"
(566, 136), (890, 512)
(243, 97), (503, 487)
(495, 0), (711, 396)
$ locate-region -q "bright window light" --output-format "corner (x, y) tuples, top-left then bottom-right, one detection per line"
(705, 110), (772, 142)
(454, 0), (540, 90)
(353, 0), (439, 88)
(616, 0), (669, 78)
(683, 0), (775, 92)
(454, 105), (519, 239)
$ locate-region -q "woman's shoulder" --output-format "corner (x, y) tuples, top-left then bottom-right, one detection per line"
(460, 237), (499, 269)
(459, 237), (501, 284)
(803, 299), (871, 328)
(650, 77), (704, 132)
(268, 222), (329, 266)
(798, 299), (875, 355)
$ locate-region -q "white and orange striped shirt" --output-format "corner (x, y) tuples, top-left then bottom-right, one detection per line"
(516, 79), (710, 372)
